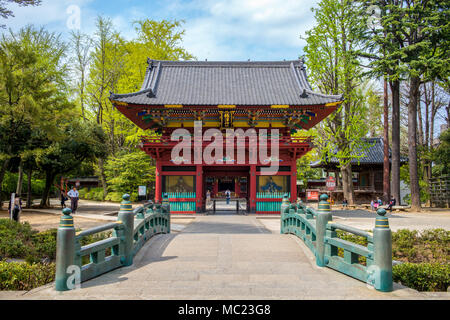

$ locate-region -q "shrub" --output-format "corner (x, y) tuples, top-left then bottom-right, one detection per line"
(0, 261), (55, 291)
(105, 192), (124, 202)
(29, 229), (58, 262)
(393, 262), (450, 292)
(0, 219), (36, 259)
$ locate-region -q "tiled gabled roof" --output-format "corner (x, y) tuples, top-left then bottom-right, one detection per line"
(310, 138), (408, 167)
(109, 59), (343, 106)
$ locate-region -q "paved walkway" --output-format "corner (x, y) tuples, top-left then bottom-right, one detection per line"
(6, 215), (448, 300)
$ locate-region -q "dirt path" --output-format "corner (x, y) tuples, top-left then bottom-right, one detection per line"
(0, 211), (107, 232)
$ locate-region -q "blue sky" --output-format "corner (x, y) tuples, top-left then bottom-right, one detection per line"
(3, 0), (320, 61)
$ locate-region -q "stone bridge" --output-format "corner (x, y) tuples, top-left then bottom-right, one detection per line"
(18, 203), (435, 300)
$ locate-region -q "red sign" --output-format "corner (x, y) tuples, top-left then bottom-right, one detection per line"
(326, 176), (336, 191)
(306, 190), (319, 201)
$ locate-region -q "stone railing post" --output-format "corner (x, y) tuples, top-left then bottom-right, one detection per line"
(372, 208), (393, 292)
(118, 194), (134, 267)
(55, 208), (76, 291)
(280, 193), (290, 234)
(162, 194), (171, 233)
(315, 194), (332, 267)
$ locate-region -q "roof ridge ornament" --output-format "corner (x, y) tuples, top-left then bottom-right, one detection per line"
(300, 89), (309, 98)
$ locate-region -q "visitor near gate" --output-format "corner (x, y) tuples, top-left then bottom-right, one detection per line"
(225, 189), (231, 205)
(60, 189), (68, 209)
(8, 193), (22, 222)
(342, 198), (348, 209)
(67, 186), (79, 214)
(206, 190), (211, 208)
(387, 197), (396, 211)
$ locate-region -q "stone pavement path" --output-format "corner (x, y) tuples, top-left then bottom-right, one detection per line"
(7, 215), (449, 300)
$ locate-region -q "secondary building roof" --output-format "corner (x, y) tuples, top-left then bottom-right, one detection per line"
(311, 138), (408, 167)
(109, 59), (343, 106)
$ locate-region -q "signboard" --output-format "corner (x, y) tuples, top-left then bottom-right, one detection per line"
(306, 190), (319, 201)
(326, 176), (336, 191)
(138, 186), (147, 196)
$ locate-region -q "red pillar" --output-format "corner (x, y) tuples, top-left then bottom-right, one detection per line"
(155, 161), (162, 203)
(196, 164), (203, 213)
(291, 160), (297, 202)
(250, 165), (256, 213)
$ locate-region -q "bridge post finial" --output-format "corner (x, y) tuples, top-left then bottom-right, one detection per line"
(118, 194), (134, 266)
(161, 193), (171, 233)
(371, 208), (393, 292)
(315, 194), (332, 267)
(280, 193), (291, 234)
(55, 208), (76, 291)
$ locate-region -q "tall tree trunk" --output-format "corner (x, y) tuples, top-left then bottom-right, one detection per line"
(390, 80), (401, 205)
(408, 76), (421, 211)
(98, 157), (107, 200)
(26, 168), (32, 208)
(383, 79), (390, 202)
(423, 83), (431, 206)
(15, 159), (23, 197)
(345, 164), (355, 204)
(0, 158), (10, 203)
(40, 171), (55, 208)
(341, 163), (355, 205)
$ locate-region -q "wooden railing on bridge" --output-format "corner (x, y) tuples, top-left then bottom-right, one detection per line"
(280, 194), (393, 292)
(55, 194), (170, 291)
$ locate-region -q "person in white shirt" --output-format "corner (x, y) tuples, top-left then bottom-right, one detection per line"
(225, 189), (231, 205)
(67, 186), (79, 214)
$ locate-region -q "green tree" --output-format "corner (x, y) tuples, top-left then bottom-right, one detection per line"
(36, 121), (108, 207)
(0, 25), (69, 201)
(434, 129), (450, 176)
(302, 0), (370, 204)
(104, 151), (155, 199)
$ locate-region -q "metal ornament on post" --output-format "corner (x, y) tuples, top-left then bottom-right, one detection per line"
(315, 194), (332, 267)
(372, 208), (393, 292)
(55, 208), (76, 291)
(118, 194), (134, 266)
(280, 193), (290, 233)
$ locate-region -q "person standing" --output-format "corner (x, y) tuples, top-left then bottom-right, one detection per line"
(225, 189), (231, 205)
(60, 189), (68, 209)
(342, 198), (348, 209)
(206, 190), (211, 208)
(67, 186), (79, 214)
(8, 194), (22, 222)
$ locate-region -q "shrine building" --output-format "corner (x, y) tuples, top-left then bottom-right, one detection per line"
(110, 59), (342, 214)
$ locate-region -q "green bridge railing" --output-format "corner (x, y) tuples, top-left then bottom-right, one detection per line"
(280, 194), (393, 292)
(55, 194), (170, 291)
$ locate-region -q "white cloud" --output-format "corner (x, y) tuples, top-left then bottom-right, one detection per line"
(180, 0), (319, 60)
(1, 0), (320, 61)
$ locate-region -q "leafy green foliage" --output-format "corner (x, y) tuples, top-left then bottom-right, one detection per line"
(0, 219), (58, 262)
(0, 261), (55, 291)
(393, 263), (449, 292)
(104, 151), (155, 197)
(392, 229), (449, 264)
(434, 129), (450, 176)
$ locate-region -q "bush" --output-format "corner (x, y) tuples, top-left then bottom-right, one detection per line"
(0, 219), (36, 259)
(0, 219), (57, 263)
(393, 262), (450, 292)
(0, 261), (55, 291)
(78, 187), (104, 201)
(29, 229), (58, 263)
(392, 229), (449, 264)
(105, 192), (123, 202)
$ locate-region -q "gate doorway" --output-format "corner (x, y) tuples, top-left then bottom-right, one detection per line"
(204, 172), (248, 215)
